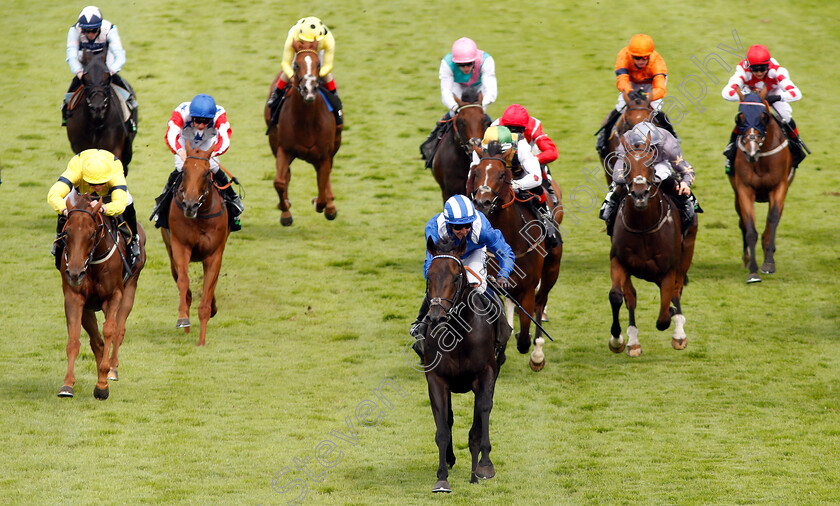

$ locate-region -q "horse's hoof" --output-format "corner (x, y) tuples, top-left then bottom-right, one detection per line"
(57, 386), (74, 398)
(93, 385), (109, 400)
(626, 344), (642, 357)
(176, 318), (190, 329)
(672, 337), (688, 350)
(107, 369), (119, 381)
(609, 335), (626, 354)
(474, 463), (496, 480)
(280, 215), (293, 226)
(529, 357), (545, 372)
(746, 273), (762, 284)
(432, 480), (451, 493)
(761, 262), (775, 274)
(541, 311), (549, 322)
(325, 209), (337, 220)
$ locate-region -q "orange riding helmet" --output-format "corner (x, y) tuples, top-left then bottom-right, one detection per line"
(628, 34), (655, 57)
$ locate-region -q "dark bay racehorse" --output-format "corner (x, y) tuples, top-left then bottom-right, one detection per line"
(432, 88), (489, 202)
(599, 94), (656, 185)
(423, 236), (509, 493)
(58, 193), (145, 399)
(66, 50), (136, 175)
(730, 91), (794, 283)
(468, 145), (562, 370)
(265, 40), (341, 226)
(161, 145), (229, 346)
(608, 136), (697, 357)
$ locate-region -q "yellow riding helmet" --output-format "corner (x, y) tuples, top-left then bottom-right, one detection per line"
(628, 34), (655, 57)
(80, 150), (121, 184)
(296, 16), (328, 42)
(482, 125), (516, 152)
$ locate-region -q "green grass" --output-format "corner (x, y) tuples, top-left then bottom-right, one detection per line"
(1, 0), (839, 504)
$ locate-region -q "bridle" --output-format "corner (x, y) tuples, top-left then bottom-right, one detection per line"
(427, 254), (466, 319)
(619, 149), (670, 234)
(178, 156), (212, 209)
(63, 207), (112, 274)
(452, 103), (484, 156)
(293, 49), (321, 98)
(470, 156), (512, 214)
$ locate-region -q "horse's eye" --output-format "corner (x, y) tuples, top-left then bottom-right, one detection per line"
(498, 172), (505, 180)
(484, 119), (491, 128)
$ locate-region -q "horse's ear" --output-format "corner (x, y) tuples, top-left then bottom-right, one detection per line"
(427, 235), (436, 255)
(735, 87), (745, 102)
(456, 235), (468, 256)
(465, 167), (475, 196)
(761, 112), (770, 126)
(453, 94), (465, 108)
(478, 92), (483, 105)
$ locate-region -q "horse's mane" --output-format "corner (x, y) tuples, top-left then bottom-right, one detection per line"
(461, 87), (481, 104)
(434, 235), (460, 255)
(486, 142), (505, 157)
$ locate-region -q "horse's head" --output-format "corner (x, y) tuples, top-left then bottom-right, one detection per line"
(452, 88), (490, 155)
(621, 93), (655, 131)
(469, 143), (512, 215)
(292, 40), (321, 103)
(80, 50), (112, 122)
(63, 193), (105, 286)
(736, 92), (770, 162)
(620, 134), (657, 210)
(179, 146), (214, 218)
(426, 236), (468, 329)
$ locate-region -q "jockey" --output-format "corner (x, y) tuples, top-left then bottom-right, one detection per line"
(419, 37), (497, 166)
(599, 122), (701, 236)
(63, 6), (136, 127)
(494, 104), (560, 204)
(597, 34), (676, 160)
(721, 44), (807, 173)
(150, 94), (243, 231)
(408, 195), (515, 359)
(471, 126), (562, 249)
(48, 149), (140, 270)
(266, 17), (343, 127)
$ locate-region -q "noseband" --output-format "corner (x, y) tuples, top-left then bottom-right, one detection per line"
(64, 207), (110, 273)
(427, 254), (466, 318)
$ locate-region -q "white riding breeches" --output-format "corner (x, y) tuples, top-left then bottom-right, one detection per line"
(462, 247), (487, 295)
(174, 154), (220, 173)
(771, 100), (792, 122)
(654, 162), (672, 182)
(615, 82), (663, 112)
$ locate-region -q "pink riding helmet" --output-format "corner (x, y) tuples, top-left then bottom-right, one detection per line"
(451, 37), (480, 63)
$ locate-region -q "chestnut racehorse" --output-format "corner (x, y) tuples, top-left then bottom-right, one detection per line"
(608, 136), (698, 357)
(599, 94), (656, 185)
(422, 236), (509, 493)
(432, 87), (490, 202)
(66, 50), (136, 175)
(729, 91), (794, 283)
(468, 145), (563, 370)
(58, 193), (146, 399)
(265, 40), (341, 226)
(162, 145), (229, 346)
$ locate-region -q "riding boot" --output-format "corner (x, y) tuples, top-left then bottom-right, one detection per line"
(409, 293), (431, 361)
(541, 165), (559, 205)
(783, 119), (807, 168)
(596, 109), (622, 159)
(266, 84), (289, 133)
(723, 130), (738, 176)
(121, 204), (139, 268)
(52, 214), (67, 270)
(599, 183), (625, 236)
(213, 170), (244, 231)
(420, 114), (449, 166)
(324, 86), (344, 126)
(538, 200), (561, 248)
(677, 193), (696, 233)
(654, 110), (679, 140)
(150, 169), (181, 229)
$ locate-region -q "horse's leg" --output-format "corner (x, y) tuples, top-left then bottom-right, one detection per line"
(95, 294), (122, 400)
(609, 257), (627, 354)
(110, 277), (139, 381)
(315, 157), (337, 219)
(673, 222), (697, 351)
(656, 271), (676, 332)
(761, 182), (790, 274)
(531, 255), (559, 370)
(60, 293), (85, 397)
(623, 277), (640, 357)
(428, 375), (452, 493)
(82, 309), (104, 368)
(734, 194), (749, 268)
(515, 289), (536, 354)
(446, 392), (455, 470)
(197, 252), (224, 346)
(736, 187), (761, 282)
(170, 240), (193, 331)
(470, 367), (497, 483)
(274, 147), (294, 225)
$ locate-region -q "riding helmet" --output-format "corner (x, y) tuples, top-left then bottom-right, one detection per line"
(78, 6), (103, 31)
(189, 94), (217, 120)
(443, 195), (478, 225)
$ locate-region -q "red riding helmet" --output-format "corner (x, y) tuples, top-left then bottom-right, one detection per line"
(500, 104), (530, 128)
(746, 44), (771, 66)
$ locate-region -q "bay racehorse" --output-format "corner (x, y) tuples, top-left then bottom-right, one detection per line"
(58, 193), (145, 399)
(66, 50), (136, 175)
(468, 145), (563, 370)
(265, 40), (341, 226)
(422, 236), (509, 493)
(599, 94), (657, 185)
(161, 145), (229, 346)
(432, 87), (490, 202)
(730, 90), (794, 283)
(608, 135), (698, 357)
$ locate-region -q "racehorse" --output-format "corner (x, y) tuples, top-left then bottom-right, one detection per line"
(432, 87), (490, 202)
(161, 145), (229, 346)
(66, 50), (136, 175)
(58, 193), (146, 399)
(468, 145), (563, 370)
(608, 135), (697, 357)
(422, 235), (509, 493)
(265, 40), (341, 226)
(599, 94), (656, 185)
(729, 90), (794, 283)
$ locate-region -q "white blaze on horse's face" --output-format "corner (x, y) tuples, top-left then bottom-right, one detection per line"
(300, 55), (319, 103)
(739, 127), (764, 162)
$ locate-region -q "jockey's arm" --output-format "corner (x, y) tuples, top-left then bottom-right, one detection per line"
(721, 65), (747, 101)
(422, 216), (442, 279)
(477, 214), (514, 279)
(319, 31), (336, 77)
(103, 173), (129, 216)
(615, 49), (633, 93)
(439, 60), (458, 112)
(212, 111), (232, 156)
(106, 25), (126, 74)
(611, 143), (627, 184)
(511, 142), (542, 191)
(479, 55), (497, 108)
(47, 178), (74, 215)
(280, 32), (296, 80)
(165, 109), (186, 154)
(774, 65), (802, 102)
(649, 56), (668, 101)
(530, 121), (558, 165)
(66, 26), (83, 75)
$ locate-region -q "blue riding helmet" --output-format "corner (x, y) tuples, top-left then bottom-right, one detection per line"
(443, 195), (478, 225)
(78, 6), (103, 30)
(628, 121), (663, 147)
(189, 94), (217, 120)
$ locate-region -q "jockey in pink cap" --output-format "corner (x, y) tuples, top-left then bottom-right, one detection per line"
(420, 37), (498, 167)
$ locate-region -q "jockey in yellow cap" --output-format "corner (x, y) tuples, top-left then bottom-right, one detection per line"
(48, 149), (139, 269)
